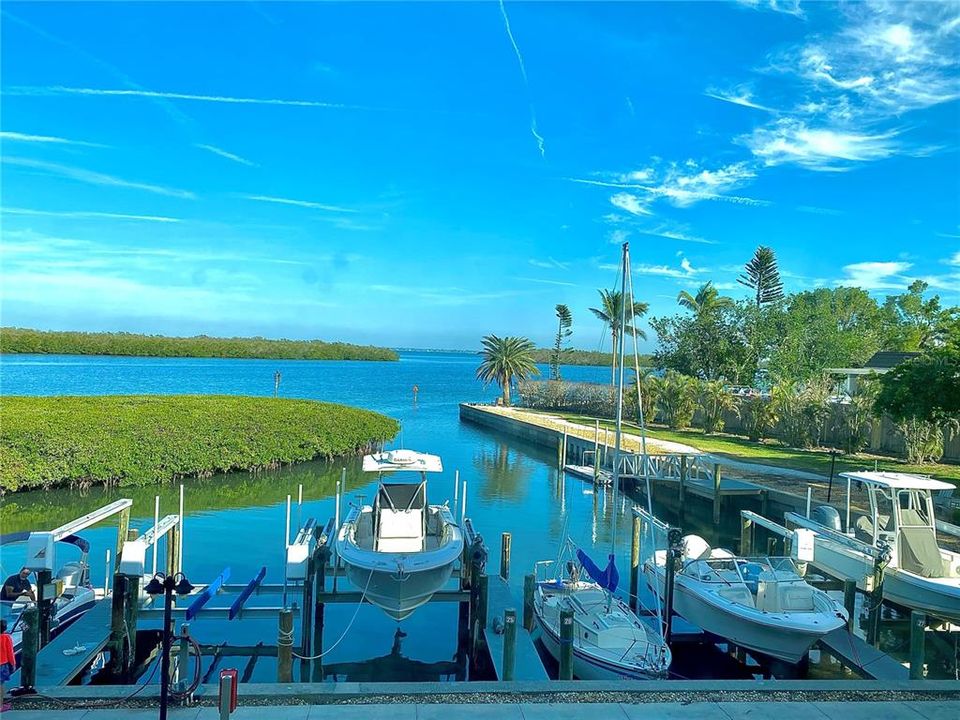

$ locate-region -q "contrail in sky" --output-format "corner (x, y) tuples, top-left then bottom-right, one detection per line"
(498, 0), (546, 159)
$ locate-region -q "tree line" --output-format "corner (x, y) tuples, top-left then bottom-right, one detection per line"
(1, 328), (400, 362)
(476, 246), (959, 464)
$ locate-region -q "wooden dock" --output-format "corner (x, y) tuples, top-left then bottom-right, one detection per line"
(10, 598), (113, 687)
(818, 627), (908, 680)
(483, 576), (548, 681)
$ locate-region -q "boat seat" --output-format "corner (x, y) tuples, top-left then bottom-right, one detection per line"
(778, 582), (815, 612)
(377, 508), (424, 553)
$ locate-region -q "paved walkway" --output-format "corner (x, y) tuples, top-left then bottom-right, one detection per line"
(3, 702), (958, 719)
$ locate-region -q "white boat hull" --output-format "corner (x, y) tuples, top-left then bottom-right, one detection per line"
(337, 505), (463, 621)
(795, 528), (960, 622)
(647, 564), (845, 664)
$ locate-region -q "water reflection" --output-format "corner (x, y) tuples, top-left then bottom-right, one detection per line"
(321, 628), (465, 682)
(472, 442), (534, 502)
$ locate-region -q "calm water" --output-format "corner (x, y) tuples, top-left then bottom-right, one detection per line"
(0, 352), (866, 681)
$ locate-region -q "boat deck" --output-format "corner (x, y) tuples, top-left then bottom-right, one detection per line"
(483, 576), (549, 681)
(10, 598), (112, 688)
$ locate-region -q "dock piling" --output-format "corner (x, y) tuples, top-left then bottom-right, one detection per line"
(103, 550), (111, 595)
(740, 514), (753, 556)
(593, 420), (600, 480)
(909, 611), (926, 679)
(629, 514), (641, 612)
(167, 522), (182, 578)
(176, 623), (191, 693)
(712, 463), (722, 525)
(115, 507), (130, 573)
(219, 671), (233, 720)
(558, 607), (574, 680)
(178, 484), (185, 575)
(843, 580), (857, 631)
(123, 575), (140, 675)
(502, 608), (517, 681)
(499, 533), (511, 581)
(108, 573), (129, 677)
(36, 569), (53, 646)
(277, 608), (293, 683)
(678, 455), (688, 509)
(867, 557), (886, 647)
(18, 604), (38, 691)
(522, 573), (535, 632)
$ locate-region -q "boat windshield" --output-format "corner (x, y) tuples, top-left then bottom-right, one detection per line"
(0, 600), (26, 633)
(681, 556), (801, 585)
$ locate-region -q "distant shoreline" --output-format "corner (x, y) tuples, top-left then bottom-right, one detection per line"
(0, 327), (399, 362)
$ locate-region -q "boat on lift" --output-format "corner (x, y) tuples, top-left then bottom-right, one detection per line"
(788, 471), (960, 622)
(336, 449), (463, 621)
(646, 535), (847, 664)
(0, 534), (98, 657)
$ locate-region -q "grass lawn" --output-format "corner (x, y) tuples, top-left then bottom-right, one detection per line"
(543, 411), (960, 486)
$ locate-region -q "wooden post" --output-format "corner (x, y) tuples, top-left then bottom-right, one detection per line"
(909, 611), (926, 680)
(500, 532), (511, 581)
(678, 455), (688, 505)
(740, 515), (753, 557)
(175, 623), (191, 692)
(562, 430), (568, 466)
(502, 608), (517, 681)
(167, 523), (182, 578)
(557, 433), (563, 468)
(663, 546), (677, 647)
(843, 580), (857, 631)
(559, 607), (574, 680)
(19, 604), (39, 690)
(712, 463), (722, 526)
(115, 507), (130, 573)
(278, 608), (294, 682)
(476, 573), (489, 631)
(867, 558), (885, 647)
(313, 547), (327, 683)
(301, 554), (315, 662)
(109, 573), (129, 676)
(124, 575), (141, 678)
(760, 489), (769, 518)
(766, 537), (777, 557)
(593, 420), (600, 480)
(472, 573), (489, 661)
(603, 428), (610, 466)
(522, 573), (535, 632)
(629, 514), (641, 612)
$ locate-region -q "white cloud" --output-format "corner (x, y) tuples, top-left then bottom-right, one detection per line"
(945, 251), (960, 266)
(528, 257), (570, 270)
(704, 86), (775, 112)
(610, 192), (652, 216)
(742, 119), (899, 169)
(2, 207), (180, 223)
(1, 156), (195, 199)
(736, 0), (805, 18)
(513, 276), (577, 287)
(0, 131), (105, 148)
(246, 195), (357, 213)
(839, 261), (913, 289)
(10, 85), (377, 111)
(608, 228), (631, 245)
(796, 205), (843, 216)
(196, 144), (257, 167)
(634, 223), (717, 245)
(633, 255), (702, 279)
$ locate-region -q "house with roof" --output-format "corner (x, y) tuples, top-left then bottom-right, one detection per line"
(827, 351), (921, 395)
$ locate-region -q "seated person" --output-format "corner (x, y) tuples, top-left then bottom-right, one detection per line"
(2, 568), (35, 602)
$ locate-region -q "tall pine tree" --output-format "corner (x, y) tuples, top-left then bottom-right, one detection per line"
(550, 304), (573, 380)
(738, 246), (784, 307)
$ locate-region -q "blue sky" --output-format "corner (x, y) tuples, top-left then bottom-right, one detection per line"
(1, 1), (958, 350)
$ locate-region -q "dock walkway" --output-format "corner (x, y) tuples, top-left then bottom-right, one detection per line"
(818, 627), (909, 681)
(483, 576), (549, 681)
(9, 598), (113, 688)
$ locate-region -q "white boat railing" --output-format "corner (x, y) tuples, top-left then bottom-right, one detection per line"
(614, 453), (712, 483)
(785, 511), (888, 561)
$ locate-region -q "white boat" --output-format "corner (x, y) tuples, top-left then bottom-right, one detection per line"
(787, 471), (960, 622)
(534, 555), (671, 679)
(0, 534), (97, 657)
(563, 464), (613, 486)
(646, 535), (847, 664)
(336, 449), (463, 621)
(533, 241), (672, 680)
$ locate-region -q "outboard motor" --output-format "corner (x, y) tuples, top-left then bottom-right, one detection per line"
(811, 505), (843, 532)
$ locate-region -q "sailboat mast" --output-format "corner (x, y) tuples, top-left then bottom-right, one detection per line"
(610, 242), (630, 558)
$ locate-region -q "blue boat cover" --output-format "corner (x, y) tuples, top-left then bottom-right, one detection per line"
(576, 549), (619, 593)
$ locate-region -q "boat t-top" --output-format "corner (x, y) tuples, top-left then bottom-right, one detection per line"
(336, 449), (464, 621)
(788, 471), (960, 622)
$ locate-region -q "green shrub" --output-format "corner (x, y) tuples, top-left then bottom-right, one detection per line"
(0, 395), (399, 492)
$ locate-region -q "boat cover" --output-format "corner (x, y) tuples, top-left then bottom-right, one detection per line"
(577, 549), (619, 593)
(898, 509), (944, 578)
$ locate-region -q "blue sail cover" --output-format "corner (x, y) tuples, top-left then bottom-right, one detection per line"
(576, 549), (619, 593)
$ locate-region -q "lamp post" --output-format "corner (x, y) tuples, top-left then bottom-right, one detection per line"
(145, 572), (193, 720)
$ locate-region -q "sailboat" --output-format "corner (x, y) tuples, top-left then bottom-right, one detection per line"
(533, 241), (672, 680)
(336, 449), (463, 621)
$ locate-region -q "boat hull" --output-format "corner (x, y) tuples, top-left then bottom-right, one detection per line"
(788, 516), (960, 622)
(337, 505), (463, 621)
(647, 565), (844, 665)
(342, 560), (457, 622)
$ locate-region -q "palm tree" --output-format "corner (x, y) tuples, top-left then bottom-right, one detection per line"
(677, 282), (735, 320)
(698, 379), (739, 434)
(589, 289), (649, 386)
(476, 335), (540, 406)
(653, 370), (700, 429)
